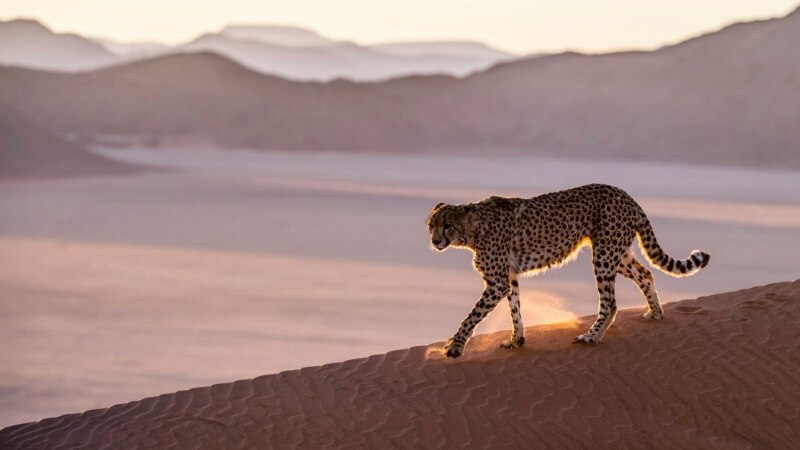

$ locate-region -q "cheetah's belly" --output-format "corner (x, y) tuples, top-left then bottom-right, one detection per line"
(510, 236), (592, 276)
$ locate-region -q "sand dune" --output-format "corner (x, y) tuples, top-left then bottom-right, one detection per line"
(0, 106), (144, 180)
(1, 281), (797, 448)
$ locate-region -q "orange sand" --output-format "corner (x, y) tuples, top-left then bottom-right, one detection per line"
(2, 281), (798, 448)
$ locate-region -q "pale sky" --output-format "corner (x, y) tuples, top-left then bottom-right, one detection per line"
(1, 0), (797, 54)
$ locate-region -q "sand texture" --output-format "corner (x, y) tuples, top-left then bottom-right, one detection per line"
(2, 280), (798, 449)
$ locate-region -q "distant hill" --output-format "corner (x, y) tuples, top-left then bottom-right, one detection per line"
(0, 105), (144, 179)
(179, 27), (514, 81)
(91, 39), (169, 58)
(217, 24), (514, 61)
(457, 6), (800, 166)
(0, 8), (797, 169)
(0, 19), (117, 72)
(220, 24), (341, 47)
(0, 19), (515, 81)
(179, 35), (512, 81)
(370, 41), (513, 61)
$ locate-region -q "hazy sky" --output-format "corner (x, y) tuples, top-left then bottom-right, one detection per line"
(1, 0), (797, 54)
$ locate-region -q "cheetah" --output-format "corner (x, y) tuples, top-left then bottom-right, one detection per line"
(425, 184), (710, 358)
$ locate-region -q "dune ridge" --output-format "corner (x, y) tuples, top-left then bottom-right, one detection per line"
(1, 281), (798, 448)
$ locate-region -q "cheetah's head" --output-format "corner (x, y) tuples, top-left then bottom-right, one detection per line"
(425, 202), (471, 251)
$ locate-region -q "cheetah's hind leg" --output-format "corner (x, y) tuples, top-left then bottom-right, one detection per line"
(617, 248), (663, 319)
(500, 274), (525, 349)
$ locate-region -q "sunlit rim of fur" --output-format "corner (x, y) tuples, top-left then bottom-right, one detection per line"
(636, 234), (705, 278)
(517, 236), (593, 278)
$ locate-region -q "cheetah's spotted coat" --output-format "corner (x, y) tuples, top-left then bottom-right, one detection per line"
(426, 184), (710, 358)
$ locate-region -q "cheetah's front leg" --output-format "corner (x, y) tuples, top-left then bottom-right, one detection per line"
(444, 278), (510, 358)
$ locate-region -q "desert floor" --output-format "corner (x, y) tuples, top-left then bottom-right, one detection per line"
(1, 147), (798, 427)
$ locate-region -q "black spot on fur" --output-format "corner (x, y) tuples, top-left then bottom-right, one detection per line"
(700, 253), (710, 268)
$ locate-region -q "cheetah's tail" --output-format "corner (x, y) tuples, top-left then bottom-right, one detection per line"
(635, 217), (710, 278)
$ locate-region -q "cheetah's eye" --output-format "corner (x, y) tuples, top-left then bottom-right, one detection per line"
(443, 223), (452, 230)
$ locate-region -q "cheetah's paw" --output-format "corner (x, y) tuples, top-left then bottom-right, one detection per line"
(573, 333), (599, 344)
(500, 336), (525, 349)
(443, 339), (464, 358)
(642, 309), (663, 320)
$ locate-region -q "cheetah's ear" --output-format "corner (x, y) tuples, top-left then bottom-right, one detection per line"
(426, 202), (447, 225)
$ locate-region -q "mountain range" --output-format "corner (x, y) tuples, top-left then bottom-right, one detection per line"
(0, 19), (516, 81)
(1, 7), (798, 175)
(0, 19), (117, 72)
